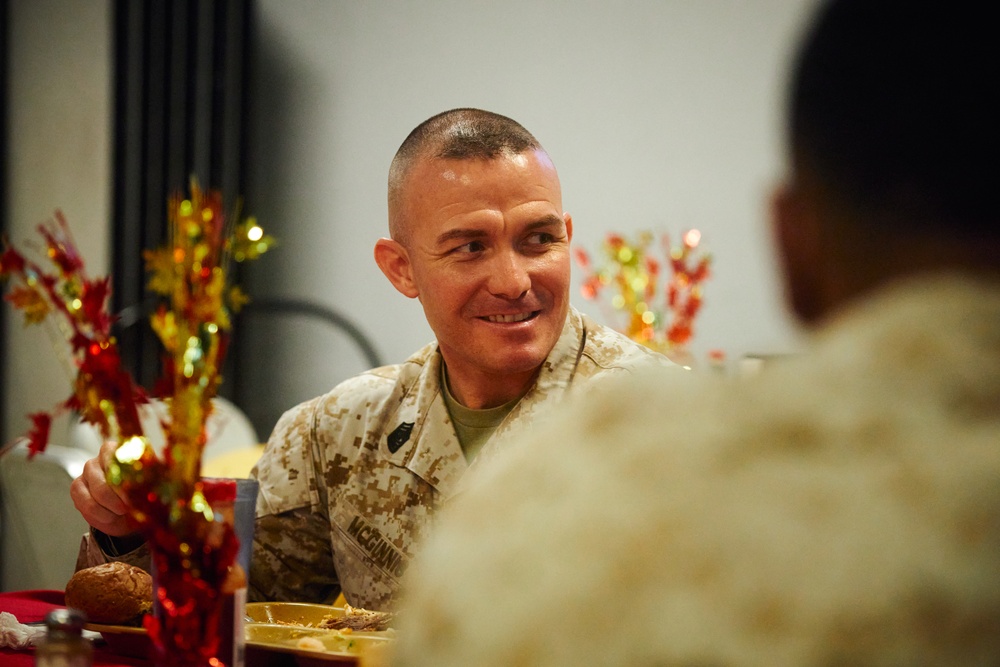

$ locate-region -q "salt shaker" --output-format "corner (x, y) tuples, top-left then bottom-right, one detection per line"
(35, 608), (92, 667)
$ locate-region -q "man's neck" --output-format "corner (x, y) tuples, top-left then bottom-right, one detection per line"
(440, 362), (539, 410)
(816, 225), (1000, 324)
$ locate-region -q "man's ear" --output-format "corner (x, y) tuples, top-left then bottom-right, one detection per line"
(563, 212), (573, 242)
(374, 238), (419, 299)
(770, 180), (827, 324)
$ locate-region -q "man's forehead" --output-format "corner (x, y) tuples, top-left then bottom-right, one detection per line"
(391, 148), (563, 243)
(413, 148), (554, 178)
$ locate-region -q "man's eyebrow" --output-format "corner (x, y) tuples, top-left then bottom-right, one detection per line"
(435, 228), (489, 246)
(524, 215), (565, 231)
(434, 215), (565, 246)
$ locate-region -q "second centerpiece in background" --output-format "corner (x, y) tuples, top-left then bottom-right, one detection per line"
(574, 229), (712, 368)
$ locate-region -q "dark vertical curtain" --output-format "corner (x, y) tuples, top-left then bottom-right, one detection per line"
(112, 0), (251, 392)
(0, 0), (8, 438)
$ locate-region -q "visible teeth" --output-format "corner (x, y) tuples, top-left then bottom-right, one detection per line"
(486, 312), (531, 323)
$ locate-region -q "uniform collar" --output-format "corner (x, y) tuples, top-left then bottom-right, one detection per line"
(379, 345), (468, 497)
(381, 308), (589, 498)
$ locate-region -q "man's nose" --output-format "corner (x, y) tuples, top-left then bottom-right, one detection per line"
(487, 251), (531, 299)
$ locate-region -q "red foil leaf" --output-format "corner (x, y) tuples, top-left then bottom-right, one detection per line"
(26, 412), (52, 458)
(0, 245), (27, 275)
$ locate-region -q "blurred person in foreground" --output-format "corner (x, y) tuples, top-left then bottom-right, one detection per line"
(390, 1), (1000, 665)
(71, 108), (669, 609)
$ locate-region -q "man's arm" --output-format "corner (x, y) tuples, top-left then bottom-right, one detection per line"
(248, 508), (340, 603)
(75, 500), (341, 604)
(70, 439), (134, 538)
(75, 528), (151, 571)
(71, 439), (152, 571)
(248, 393), (343, 603)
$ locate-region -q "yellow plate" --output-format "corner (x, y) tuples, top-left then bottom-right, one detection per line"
(88, 604), (393, 666)
(245, 601), (346, 626)
(245, 623), (392, 665)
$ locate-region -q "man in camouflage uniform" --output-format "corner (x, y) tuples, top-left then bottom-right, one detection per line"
(71, 108), (668, 609)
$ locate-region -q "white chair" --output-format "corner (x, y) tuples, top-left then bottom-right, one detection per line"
(67, 396), (260, 461)
(0, 397), (260, 592)
(0, 442), (91, 591)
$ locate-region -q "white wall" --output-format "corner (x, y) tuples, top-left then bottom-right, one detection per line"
(244, 0), (818, 434)
(2, 0), (112, 445)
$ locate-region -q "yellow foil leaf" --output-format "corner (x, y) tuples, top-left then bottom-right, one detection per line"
(6, 285), (50, 324)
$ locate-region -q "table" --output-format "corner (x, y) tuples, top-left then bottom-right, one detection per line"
(0, 590), (148, 667)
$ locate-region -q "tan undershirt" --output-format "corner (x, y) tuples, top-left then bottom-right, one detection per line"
(440, 364), (521, 462)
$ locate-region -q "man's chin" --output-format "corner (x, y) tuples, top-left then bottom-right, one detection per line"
(483, 346), (552, 377)
(496, 357), (546, 376)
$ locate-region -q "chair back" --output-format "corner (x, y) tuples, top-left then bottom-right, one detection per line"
(67, 396), (259, 460)
(0, 397), (260, 592)
(0, 443), (91, 591)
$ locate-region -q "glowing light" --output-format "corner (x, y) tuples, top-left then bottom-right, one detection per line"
(642, 310), (656, 324)
(184, 337), (203, 365)
(684, 229), (701, 247)
(191, 491), (207, 514)
(115, 436), (147, 464)
(70, 298), (82, 311)
(247, 225), (263, 242)
(190, 490), (215, 521)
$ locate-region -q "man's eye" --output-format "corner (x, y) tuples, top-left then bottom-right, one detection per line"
(454, 241), (485, 254)
(525, 232), (556, 246)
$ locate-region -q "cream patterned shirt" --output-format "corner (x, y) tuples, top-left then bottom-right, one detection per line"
(392, 275), (1000, 666)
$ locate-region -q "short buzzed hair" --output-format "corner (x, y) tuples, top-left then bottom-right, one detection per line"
(387, 108), (543, 242)
(789, 0), (997, 238)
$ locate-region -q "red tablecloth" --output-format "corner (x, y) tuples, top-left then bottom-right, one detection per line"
(0, 590), (149, 667)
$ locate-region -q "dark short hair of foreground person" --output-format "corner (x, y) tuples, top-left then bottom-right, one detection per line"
(389, 1), (1000, 665)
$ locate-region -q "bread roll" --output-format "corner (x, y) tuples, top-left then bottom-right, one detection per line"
(65, 562), (153, 625)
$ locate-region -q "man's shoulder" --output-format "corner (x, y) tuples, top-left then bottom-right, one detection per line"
(266, 341), (438, 440)
(256, 341), (441, 511)
(310, 341), (439, 410)
(575, 310), (674, 375)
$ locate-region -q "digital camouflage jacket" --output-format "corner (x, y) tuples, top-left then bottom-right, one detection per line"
(247, 308), (670, 609)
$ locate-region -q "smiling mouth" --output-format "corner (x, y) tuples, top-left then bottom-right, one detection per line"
(483, 311), (539, 324)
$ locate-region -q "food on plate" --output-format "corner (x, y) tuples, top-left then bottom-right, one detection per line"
(64, 562), (153, 626)
(319, 604), (395, 632)
(295, 636), (326, 651)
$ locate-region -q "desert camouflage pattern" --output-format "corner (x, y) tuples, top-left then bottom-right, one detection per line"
(247, 307), (669, 609)
(391, 276), (1000, 667)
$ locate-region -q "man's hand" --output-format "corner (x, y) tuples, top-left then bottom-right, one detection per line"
(70, 439), (133, 537)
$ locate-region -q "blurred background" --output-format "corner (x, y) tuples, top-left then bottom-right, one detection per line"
(1, 0), (817, 447)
